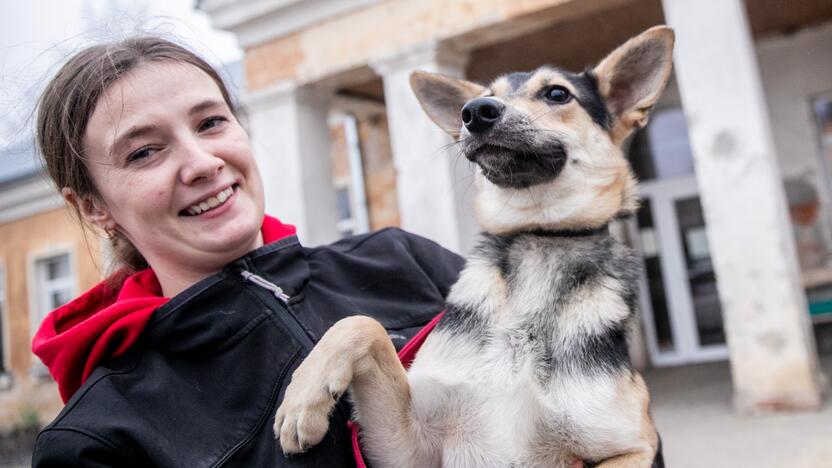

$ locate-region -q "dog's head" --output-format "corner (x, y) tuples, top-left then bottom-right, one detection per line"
(410, 26), (674, 235)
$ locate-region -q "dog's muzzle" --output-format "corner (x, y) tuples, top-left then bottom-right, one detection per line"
(470, 144), (567, 189)
(459, 98), (568, 189)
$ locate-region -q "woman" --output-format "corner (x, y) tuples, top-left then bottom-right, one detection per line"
(31, 36), (464, 466)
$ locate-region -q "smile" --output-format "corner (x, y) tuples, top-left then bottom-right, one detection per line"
(183, 186), (235, 216)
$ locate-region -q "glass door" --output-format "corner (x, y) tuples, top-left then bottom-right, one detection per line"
(674, 196), (725, 348)
(629, 176), (728, 366)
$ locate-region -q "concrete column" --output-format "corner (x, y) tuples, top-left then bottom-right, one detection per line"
(662, 0), (824, 412)
(370, 43), (478, 255)
(243, 82), (338, 247)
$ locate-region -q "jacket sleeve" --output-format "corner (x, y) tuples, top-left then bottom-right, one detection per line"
(399, 229), (466, 299)
(32, 429), (137, 468)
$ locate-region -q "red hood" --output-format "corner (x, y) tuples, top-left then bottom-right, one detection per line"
(32, 215), (296, 403)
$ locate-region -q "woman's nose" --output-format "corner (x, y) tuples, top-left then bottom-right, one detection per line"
(179, 139), (225, 184)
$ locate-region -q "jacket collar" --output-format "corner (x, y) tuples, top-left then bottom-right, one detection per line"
(32, 215), (296, 402)
(144, 236), (310, 354)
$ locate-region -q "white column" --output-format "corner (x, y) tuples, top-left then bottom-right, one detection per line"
(662, 0), (823, 412)
(244, 82), (338, 247)
(371, 43), (478, 255)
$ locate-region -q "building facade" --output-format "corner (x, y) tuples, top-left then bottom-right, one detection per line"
(0, 146), (102, 430)
(203, 0), (832, 413)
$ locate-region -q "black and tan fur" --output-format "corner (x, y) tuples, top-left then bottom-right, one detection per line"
(274, 26), (675, 467)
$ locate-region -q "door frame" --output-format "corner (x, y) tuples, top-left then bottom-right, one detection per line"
(629, 175), (729, 366)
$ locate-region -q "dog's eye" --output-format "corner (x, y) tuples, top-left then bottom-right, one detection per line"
(544, 86), (572, 104)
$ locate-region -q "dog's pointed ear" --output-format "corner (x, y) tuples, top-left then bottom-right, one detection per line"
(410, 71), (486, 138)
(594, 26), (675, 144)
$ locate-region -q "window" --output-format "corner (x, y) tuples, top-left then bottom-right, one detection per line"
(31, 252), (74, 377)
(335, 187), (354, 237)
(813, 92), (832, 173)
(629, 108), (695, 182)
(35, 253), (74, 319)
(331, 113), (370, 239)
(0, 266), (9, 390)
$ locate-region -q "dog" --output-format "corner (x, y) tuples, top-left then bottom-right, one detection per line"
(274, 26), (674, 467)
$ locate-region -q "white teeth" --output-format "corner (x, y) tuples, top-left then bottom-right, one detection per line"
(185, 186), (234, 216)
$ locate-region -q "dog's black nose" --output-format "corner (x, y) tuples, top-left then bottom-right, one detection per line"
(461, 98), (504, 133)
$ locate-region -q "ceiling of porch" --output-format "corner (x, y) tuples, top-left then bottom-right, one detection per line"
(339, 0), (832, 101)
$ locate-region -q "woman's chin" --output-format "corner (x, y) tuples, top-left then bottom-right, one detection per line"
(190, 220), (262, 258)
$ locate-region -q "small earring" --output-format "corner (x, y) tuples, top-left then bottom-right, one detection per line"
(104, 228), (117, 240)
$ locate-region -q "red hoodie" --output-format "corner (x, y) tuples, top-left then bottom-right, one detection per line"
(32, 215), (297, 403)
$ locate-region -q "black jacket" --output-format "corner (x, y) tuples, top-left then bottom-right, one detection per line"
(32, 229), (464, 467)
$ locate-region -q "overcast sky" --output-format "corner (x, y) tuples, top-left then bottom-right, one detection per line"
(0, 0), (241, 150)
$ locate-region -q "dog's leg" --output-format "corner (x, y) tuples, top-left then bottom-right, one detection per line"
(592, 447), (654, 468)
(594, 373), (658, 468)
(275, 315), (426, 465)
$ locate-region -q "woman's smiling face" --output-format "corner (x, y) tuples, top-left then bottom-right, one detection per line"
(80, 61), (265, 294)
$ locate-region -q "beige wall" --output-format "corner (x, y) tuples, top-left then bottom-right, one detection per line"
(244, 0), (628, 90)
(357, 114), (400, 230)
(330, 123), (351, 183)
(0, 205), (103, 430)
(0, 206), (102, 381)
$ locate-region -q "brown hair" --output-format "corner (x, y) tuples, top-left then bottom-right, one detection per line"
(36, 36), (238, 278)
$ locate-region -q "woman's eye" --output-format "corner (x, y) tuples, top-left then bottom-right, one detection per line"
(544, 86), (572, 104)
(199, 116), (228, 132)
(127, 146), (155, 162)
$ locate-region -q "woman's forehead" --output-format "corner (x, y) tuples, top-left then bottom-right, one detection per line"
(98, 62), (221, 116)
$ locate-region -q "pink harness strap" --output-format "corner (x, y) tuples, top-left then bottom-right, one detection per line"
(349, 311), (446, 468)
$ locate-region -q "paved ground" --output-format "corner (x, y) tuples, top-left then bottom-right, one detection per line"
(644, 354), (832, 468)
(4, 356), (829, 468)
(0, 453), (29, 468)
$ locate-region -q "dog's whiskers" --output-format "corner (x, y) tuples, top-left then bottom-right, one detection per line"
(527, 107), (554, 123)
(530, 107), (559, 124)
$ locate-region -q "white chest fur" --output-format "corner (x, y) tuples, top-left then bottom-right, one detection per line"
(405, 233), (645, 466)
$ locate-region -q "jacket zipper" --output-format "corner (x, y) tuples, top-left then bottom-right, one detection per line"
(240, 270), (314, 349)
(241, 270), (291, 303)
(223, 270), (325, 467)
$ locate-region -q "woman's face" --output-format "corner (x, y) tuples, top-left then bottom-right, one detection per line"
(80, 61), (265, 293)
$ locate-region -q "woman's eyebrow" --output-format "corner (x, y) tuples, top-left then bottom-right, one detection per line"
(110, 124), (161, 158)
(189, 99), (226, 116)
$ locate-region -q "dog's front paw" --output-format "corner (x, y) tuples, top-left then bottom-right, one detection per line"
(273, 316), (379, 455)
(274, 387), (334, 455)
(273, 351), (352, 454)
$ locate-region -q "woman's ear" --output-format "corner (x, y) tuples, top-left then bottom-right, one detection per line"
(62, 187), (115, 232)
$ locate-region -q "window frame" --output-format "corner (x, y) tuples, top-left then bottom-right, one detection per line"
(810, 90), (832, 199)
(27, 246), (78, 377)
(0, 261), (10, 388)
(806, 90), (832, 258)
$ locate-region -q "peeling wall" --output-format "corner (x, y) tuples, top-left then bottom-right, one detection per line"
(244, 0), (632, 90)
